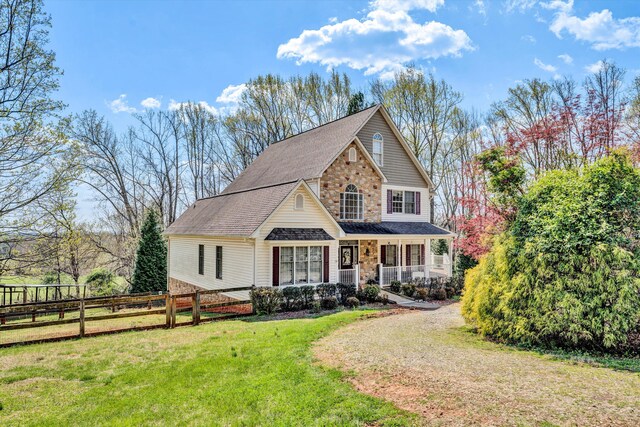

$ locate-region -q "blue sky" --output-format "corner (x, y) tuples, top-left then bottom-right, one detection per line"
(46, 0), (640, 128)
(44, 0), (640, 218)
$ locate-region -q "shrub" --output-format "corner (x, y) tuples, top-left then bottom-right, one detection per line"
(299, 285), (315, 308)
(85, 268), (118, 296)
(463, 152), (640, 354)
(345, 296), (360, 308)
(415, 288), (428, 301)
(389, 280), (401, 293)
(281, 286), (302, 311)
(362, 284), (380, 303)
(401, 283), (416, 298)
(310, 300), (322, 313)
(379, 294), (390, 305)
(250, 287), (282, 315)
(320, 296), (339, 310)
(316, 283), (337, 299)
(433, 288), (447, 300)
(366, 278), (378, 285)
(336, 282), (356, 304)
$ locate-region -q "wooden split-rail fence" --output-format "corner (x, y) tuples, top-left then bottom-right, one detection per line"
(0, 287), (253, 347)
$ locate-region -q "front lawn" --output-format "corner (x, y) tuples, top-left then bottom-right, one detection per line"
(0, 309), (414, 426)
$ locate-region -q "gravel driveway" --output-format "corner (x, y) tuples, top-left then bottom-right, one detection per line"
(314, 304), (640, 426)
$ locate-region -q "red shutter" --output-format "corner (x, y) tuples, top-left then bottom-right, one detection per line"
(420, 244), (425, 266)
(323, 246), (330, 283)
(415, 192), (421, 215)
(380, 245), (386, 265)
(272, 247), (280, 286)
(406, 245), (411, 266)
(387, 189), (393, 214)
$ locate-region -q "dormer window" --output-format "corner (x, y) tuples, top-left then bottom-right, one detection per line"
(295, 194), (304, 210)
(340, 184), (364, 220)
(348, 147), (357, 162)
(372, 133), (383, 166)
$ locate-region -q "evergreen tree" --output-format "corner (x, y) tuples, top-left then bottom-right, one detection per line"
(131, 209), (167, 293)
(347, 92), (365, 115)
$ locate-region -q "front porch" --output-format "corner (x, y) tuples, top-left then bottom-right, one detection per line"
(337, 237), (453, 286)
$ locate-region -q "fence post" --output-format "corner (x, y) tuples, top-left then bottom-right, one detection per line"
(22, 287), (27, 304)
(192, 291), (200, 325)
(79, 299), (85, 338)
(170, 296), (177, 328)
(165, 294), (171, 328)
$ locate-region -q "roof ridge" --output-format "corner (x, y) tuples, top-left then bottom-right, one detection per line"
(197, 180), (299, 202)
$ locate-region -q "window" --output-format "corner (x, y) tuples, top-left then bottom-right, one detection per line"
(392, 190), (403, 213)
(198, 244), (204, 275)
(340, 184), (364, 220)
(410, 244), (421, 266)
(215, 246), (223, 279)
(383, 245), (397, 266)
(372, 133), (383, 166)
(295, 193), (304, 210)
(348, 147), (357, 162)
(279, 245), (323, 286)
(404, 191), (416, 214)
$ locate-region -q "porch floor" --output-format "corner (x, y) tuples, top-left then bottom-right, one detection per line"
(380, 290), (440, 311)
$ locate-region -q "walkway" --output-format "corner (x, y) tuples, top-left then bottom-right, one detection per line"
(380, 289), (440, 310)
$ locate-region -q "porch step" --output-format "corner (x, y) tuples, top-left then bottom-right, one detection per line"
(380, 290), (440, 311)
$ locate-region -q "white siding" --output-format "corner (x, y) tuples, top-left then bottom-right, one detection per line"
(169, 236), (254, 297)
(254, 186), (341, 286)
(381, 184), (431, 222)
(305, 178), (320, 196)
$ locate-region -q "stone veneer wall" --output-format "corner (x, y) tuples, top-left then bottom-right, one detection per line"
(320, 142), (382, 223)
(169, 277), (235, 303)
(358, 240), (379, 285)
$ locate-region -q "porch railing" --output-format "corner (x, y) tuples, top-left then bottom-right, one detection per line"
(338, 265), (360, 285)
(379, 264), (451, 285)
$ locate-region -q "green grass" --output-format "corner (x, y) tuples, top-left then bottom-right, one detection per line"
(0, 310), (415, 426)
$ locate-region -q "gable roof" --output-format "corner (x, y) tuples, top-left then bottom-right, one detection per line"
(221, 105), (381, 194)
(165, 181), (299, 237)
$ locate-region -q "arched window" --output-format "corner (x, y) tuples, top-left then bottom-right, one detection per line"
(372, 133), (383, 166)
(348, 147), (357, 162)
(295, 193), (304, 210)
(340, 184), (364, 220)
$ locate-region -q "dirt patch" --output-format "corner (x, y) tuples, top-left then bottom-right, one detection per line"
(315, 304), (640, 427)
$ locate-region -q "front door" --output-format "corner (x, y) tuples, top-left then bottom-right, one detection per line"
(340, 246), (354, 270)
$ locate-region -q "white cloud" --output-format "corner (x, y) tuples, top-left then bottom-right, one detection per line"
(558, 53), (573, 64)
(503, 0), (537, 13)
(547, 1), (640, 50)
(277, 0), (472, 78)
(168, 99), (218, 115)
(534, 58), (557, 73)
(140, 97), (161, 109)
(473, 0), (487, 16)
(585, 60), (604, 73)
(108, 94), (137, 114)
(216, 84), (247, 104)
(521, 34), (536, 43)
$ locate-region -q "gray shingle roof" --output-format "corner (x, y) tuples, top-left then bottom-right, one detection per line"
(165, 181), (299, 237)
(221, 105), (380, 194)
(338, 221), (453, 236)
(264, 228), (334, 241)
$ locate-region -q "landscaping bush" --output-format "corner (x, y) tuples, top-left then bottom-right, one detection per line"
(345, 296), (360, 308)
(250, 287), (282, 315)
(299, 285), (315, 308)
(85, 268), (118, 296)
(366, 278), (378, 285)
(433, 288), (447, 301)
(389, 280), (401, 293)
(361, 284), (380, 303)
(316, 283), (337, 299)
(320, 296), (339, 310)
(281, 286), (302, 311)
(415, 288), (428, 301)
(336, 282), (356, 304)
(401, 283), (416, 298)
(462, 152), (640, 354)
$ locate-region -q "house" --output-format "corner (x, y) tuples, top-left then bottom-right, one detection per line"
(165, 105), (455, 299)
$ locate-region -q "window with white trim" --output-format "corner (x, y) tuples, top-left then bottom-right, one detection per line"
(348, 147), (357, 162)
(404, 191), (416, 214)
(295, 193), (304, 210)
(372, 133), (383, 166)
(340, 184), (364, 220)
(279, 246), (323, 286)
(392, 190), (403, 213)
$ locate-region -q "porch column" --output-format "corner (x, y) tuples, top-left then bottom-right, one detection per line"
(425, 238), (431, 279)
(447, 238), (454, 277)
(397, 239), (402, 282)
